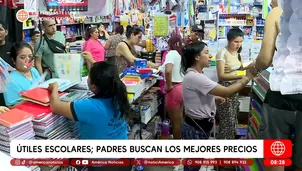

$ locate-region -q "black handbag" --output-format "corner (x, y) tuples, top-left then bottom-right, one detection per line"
(43, 34), (66, 53)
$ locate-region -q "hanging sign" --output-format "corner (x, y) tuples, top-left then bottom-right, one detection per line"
(46, 0), (89, 12)
(24, 0), (37, 16)
(154, 15), (169, 37)
(16, 9), (29, 22)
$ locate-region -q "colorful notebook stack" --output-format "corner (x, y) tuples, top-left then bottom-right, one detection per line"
(0, 109), (34, 154)
(15, 102), (72, 140)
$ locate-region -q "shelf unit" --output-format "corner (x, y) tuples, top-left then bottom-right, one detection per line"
(245, 69), (270, 171)
(22, 20), (120, 43)
(216, 2), (265, 40)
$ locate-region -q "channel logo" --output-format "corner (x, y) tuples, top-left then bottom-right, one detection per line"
(264, 140), (292, 159)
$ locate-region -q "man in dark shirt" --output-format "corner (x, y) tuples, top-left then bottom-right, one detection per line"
(0, 21), (12, 106)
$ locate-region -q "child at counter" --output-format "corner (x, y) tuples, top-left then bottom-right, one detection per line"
(48, 51), (131, 140)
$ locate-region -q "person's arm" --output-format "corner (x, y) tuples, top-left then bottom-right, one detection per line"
(209, 75), (252, 97)
(255, 8), (281, 70)
(104, 40), (111, 50)
(164, 52), (175, 90)
(216, 51), (242, 81)
(49, 83), (74, 120)
(49, 82), (101, 124)
(81, 51), (96, 70)
(137, 40), (146, 48)
(216, 62), (243, 81)
(102, 30), (110, 40)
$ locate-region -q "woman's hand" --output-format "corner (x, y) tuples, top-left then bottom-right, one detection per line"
(0, 106), (9, 114)
(81, 51), (93, 60)
(215, 96), (226, 105)
(242, 61), (255, 70)
(48, 82), (58, 92)
(165, 84), (173, 92)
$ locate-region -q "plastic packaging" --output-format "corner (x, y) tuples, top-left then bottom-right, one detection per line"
(289, 9), (302, 35)
(0, 58), (14, 93)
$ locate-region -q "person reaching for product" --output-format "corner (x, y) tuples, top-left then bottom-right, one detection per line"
(3, 42), (40, 107)
(215, 28), (245, 140)
(48, 51), (130, 140)
(115, 25), (159, 73)
(161, 35), (184, 139)
(0, 106), (9, 113)
(181, 42), (254, 171)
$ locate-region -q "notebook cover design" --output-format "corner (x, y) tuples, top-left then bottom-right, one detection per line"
(0, 109), (33, 128)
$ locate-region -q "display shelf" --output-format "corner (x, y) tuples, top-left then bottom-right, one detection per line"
(246, 69), (271, 171)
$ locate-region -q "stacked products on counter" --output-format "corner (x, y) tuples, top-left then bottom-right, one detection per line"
(0, 109), (34, 154)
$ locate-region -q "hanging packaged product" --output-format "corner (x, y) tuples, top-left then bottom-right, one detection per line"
(46, 0), (89, 12)
(0, 58), (14, 93)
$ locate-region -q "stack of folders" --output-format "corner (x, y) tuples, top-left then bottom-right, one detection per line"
(0, 109), (34, 154)
(15, 102), (72, 140)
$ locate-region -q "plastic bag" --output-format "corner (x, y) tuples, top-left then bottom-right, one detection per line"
(0, 58), (14, 93)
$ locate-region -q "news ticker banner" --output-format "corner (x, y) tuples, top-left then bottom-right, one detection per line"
(10, 158), (293, 167)
(10, 140), (292, 159)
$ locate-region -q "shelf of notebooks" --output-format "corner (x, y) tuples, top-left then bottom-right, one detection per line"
(245, 68), (272, 171)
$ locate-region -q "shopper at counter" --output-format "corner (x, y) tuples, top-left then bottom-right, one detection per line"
(3, 42), (40, 106)
(181, 42), (253, 171)
(115, 25), (159, 73)
(104, 25), (124, 65)
(48, 51), (130, 140)
(83, 26), (105, 64)
(215, 28), (244, 140)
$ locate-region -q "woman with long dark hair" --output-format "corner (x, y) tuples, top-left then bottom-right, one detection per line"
(83, 27), (105, 63)
(215, 28), (245, 140)
(48, 51), (131, 140)
(115, 25), (159, 73)
(161, 35), (184, 139)
(3, 42), (40, 106)
(181, 42), (253, 171)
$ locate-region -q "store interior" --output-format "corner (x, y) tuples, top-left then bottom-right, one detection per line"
(0, 0), (298, 171)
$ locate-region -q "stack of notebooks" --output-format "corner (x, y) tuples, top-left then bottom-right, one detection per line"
(19, 88), (66, 106)
(0, 109), (34, 154)
(15, 102), (73, 140)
